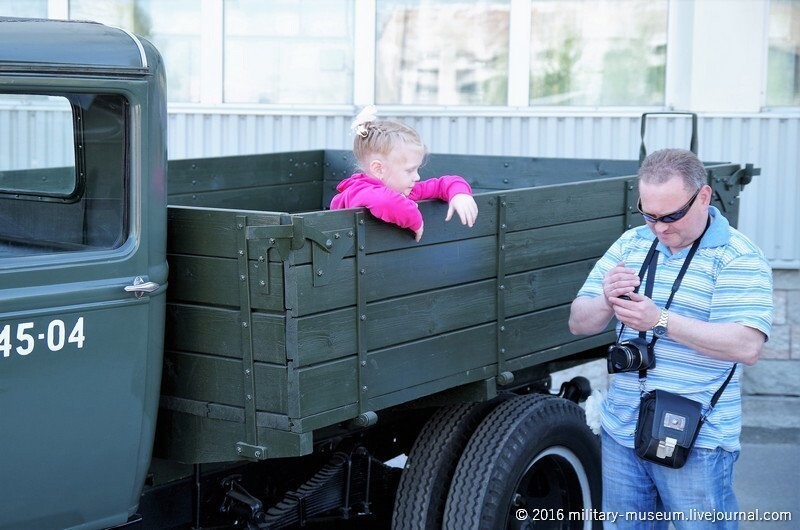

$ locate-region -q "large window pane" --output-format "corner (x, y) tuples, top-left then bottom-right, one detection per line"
(530, 0), (667, 106)
(0, 0), (46, 17)
(767, 0), (800, 107)
(376, 0), (509, 105)
(0, 93), (128, 257)
(224, 0), (354, 104)
(69, 0), (201, 102)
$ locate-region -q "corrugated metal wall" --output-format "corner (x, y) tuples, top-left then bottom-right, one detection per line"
(3, 106), (797, 267)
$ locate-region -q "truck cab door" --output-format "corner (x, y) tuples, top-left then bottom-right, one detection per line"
(0, 88), (167, 528)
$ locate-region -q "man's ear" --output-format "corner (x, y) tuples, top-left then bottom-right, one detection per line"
(368, 158), (384, 179)
(700, 184), (713, 206)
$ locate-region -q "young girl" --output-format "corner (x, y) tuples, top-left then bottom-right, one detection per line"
(330, 106), (478, 241)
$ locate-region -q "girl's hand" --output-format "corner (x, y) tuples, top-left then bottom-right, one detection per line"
(446, 194), (478, 227)
(414, 222), (424, 242)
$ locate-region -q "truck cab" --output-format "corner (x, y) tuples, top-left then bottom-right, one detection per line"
(0, 18), (167, 529)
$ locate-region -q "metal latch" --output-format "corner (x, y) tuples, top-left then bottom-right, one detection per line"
(124, 276), (160, 298)
(656, 437), (677, 459)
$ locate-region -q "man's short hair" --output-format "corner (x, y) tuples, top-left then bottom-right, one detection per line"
(638, 148), (706, 191)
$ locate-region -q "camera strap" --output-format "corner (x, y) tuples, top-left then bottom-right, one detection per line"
(615, 217), (711, 381)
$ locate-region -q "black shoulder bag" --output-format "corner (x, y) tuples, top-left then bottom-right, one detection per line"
(629, 224), (737, 469)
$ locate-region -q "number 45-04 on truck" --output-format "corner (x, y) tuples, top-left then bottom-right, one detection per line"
(0, 18), (758, 530)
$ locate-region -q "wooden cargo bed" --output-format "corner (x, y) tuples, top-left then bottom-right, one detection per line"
(156, 149), (748, 463)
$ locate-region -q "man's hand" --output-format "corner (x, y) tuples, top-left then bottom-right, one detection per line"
(446, 194), (478, 227)
(602, 262), (640, 306)
(609, 292), (660, 332)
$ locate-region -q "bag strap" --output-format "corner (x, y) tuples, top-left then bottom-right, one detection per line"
(687, 363), (738, 449)
(702, 363), (738, 422)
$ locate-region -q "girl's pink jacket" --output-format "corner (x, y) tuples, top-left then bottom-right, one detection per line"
(329, 173), (472, 231)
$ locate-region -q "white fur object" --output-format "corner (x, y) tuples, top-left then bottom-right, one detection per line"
(351, 105), (378, 137)
(583, 389), (606, 436)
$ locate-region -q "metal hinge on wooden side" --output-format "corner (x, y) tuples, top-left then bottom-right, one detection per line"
(624, 179), (640, 230)
(245, 217), (303, 295)
(709, 164), (760, 214)
(246, 216), (354, 288)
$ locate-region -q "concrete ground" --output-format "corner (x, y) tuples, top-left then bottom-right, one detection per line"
(735, 395), (800, 529)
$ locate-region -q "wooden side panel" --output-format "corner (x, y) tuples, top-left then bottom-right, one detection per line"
(160, 153), (651, 462)
(168, 150), (325, 212)
(166, 304), (285, 364)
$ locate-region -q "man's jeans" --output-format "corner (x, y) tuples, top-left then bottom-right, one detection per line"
(601, 429), (740, 529)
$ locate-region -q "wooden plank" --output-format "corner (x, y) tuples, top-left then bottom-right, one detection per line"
(505, 259), (597, 312)
(505, 216), (621, 273)
(162, 351), (288, 414)
(365, 366), (496, 413)
(504, 305), (576, 359)
(292, 357), (358, 418)
(168, 182), (322, 213)
(503, 333), (616, 373)
(363, 236), (496, 301)
(365, 324), (496, 398)
(155, 409), (313, 463)
(503, 177), (628, 231)
(167, 254), (284, 310)
(168, 206), (282, 258)
(287, 403), (360, 434)
(288, 307), (356, 366)
(418, 154), (639, 190)
(162, 351), (244, 407)
(168, 150), (324, 195)
(166, 303), (285, 364)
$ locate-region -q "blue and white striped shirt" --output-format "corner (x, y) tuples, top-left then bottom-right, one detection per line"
(577, 206), (773, 451)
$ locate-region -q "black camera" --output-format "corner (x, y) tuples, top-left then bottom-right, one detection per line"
(607, 337), (655, 374)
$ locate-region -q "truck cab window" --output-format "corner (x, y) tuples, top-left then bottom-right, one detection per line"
(0, 92), (128, 258)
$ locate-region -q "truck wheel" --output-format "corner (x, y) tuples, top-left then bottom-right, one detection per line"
(391, 399), (506, 529)
(442, 394), (600, 530)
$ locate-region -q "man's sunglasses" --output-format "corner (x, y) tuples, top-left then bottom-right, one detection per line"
(637, 188), (701, 224)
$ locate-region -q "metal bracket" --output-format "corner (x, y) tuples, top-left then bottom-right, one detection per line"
(246, 218), (302, 294)
(496, 196), (508, 384)
(709, 164), (760, 215)
(306, 224), (355, 287)
(624, 179), (639, 229)
(236, 215), (260, 457)
(236, 442), (268, 460)
(355, 212), (368, 413)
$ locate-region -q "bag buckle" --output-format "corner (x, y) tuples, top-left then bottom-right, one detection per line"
(657, 437), (677, 459)
(664, 412), (687, 431)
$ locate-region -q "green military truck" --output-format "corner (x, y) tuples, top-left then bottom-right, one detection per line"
(0, 18), (758, 530)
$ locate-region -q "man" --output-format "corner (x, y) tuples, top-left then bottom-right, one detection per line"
(569, 148), (772, 528)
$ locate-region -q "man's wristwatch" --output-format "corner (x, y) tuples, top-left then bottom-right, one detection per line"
(652, 308), (669, 338)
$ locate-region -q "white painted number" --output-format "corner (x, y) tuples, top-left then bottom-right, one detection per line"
(0, 318), (86, 359)
(68, 317), (85, 349)
(47, 319), (66, 351)
(16, 322), (34, 355)
(0, 325), (10, 358)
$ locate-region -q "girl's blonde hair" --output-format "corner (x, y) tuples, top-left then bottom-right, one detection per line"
(351, 106), (425, 166)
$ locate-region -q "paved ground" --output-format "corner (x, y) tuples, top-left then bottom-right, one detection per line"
(736, 428), (799, 529)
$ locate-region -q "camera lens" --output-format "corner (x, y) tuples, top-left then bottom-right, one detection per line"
(609, 345), (636, 372)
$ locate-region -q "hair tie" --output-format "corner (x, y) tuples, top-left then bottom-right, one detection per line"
(351, 105), (378, 138)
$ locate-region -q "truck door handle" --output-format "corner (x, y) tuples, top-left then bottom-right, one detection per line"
(124, 276), (160, 297)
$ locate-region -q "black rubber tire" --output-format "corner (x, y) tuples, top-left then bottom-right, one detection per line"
(442, 394), (601, 530)
(391, 400), (506, 530)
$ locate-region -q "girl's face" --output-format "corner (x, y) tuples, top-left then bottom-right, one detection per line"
(377, 143), (425, 196)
